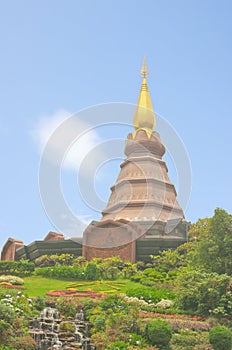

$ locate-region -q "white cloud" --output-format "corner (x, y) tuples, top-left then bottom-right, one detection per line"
(32, 110), (102, 171)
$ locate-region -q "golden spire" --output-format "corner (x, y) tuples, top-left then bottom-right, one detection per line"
(133, 57), (156, 138)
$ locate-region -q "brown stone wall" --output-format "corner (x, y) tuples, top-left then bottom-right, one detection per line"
(1, 238), (24, 261)
(83, 219), (141, 263)
(44, 231), (64, 241)
(83, 240), (136, 263)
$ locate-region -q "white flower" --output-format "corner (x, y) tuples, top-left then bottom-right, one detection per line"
(155, 299), (173, 308)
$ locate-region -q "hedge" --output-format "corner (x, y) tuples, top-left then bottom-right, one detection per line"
(0, 260), (35, 276)
(35, 266), (85, 280)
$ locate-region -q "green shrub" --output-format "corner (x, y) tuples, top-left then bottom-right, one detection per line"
(0, 304), (16, 343)
(0, 303), (16, 324)
(35, 266), (85, 280)
(91, 314), (106, 331)
(0, 275), (24, 285)
(8, 335), (36, 350)
(0, 320), (12, 343)
(0, 291), (34, 317)
(130, 275), (142, 282)
(106, 341), (128, 350)
(0, 260), (34, 277)
(209, 326), (232, 350)
(33, 296), (46, 311)
(174, 268), (232, 316)
(35, 254), (75, 267)
(85, 262), (99, 280)
(140, 278), (155, 286)
(56, 297), (82, 317)
(145, 318), (172, 348)
(128, 333), (147, 347)
(59, 321), (76, 333)
(171, 329), (209, 350)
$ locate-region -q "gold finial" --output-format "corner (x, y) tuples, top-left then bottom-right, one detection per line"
(133, 57), (156, 138)
(140, 56), (149, 78)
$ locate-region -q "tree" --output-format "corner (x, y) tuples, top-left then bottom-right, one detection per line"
(188, 217), (210, 241)
(85, 262), (99, 280)
(209, 326), (232, 350)
(145, 319), (172, 347)
(195, 209), (232, 274)
(122, 262), (137, 278)
(174, 267), (232, 316)
(73, 256), (87, 268)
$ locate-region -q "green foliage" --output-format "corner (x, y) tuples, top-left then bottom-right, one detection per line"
(146, 209), (232, 281)
(96, 257), (123, 280)
(145, 318), (172, 348)
(56, 297), (82, 317)
(188, 218), (210, 241)
(35, 266), (85, 280)
(130, 275), (142, 283)
(150, 248), (188, 272)
(91, 331), (110, 350)
(171, 329), (210, 350)
(0, 320), (12, 344)
(128, 333), (147, 347)
(174, 268), (232, 316)
(88, 296), (138, 346)
(0, 260), (34, 276)
(73, 256), (88, 268)
(106, 341), (129, 350)
(0, 289), (36, 349)
(85, 262), (99, 280)
(122, 262), (138, 279)
(35, 254), (75, 267)
(59, 321), (76, 333)
(140, 278), (155, 287)
(0, 303), (16, 324)
(7, 336), (36, 350)
(125, 285), (175, 303)
(0, 303), (16, 344)
(209, 325), (232, 350)
(0, 291), (34, 317)
(33, 296), (46, 311)
(35, 256), (134, 281)
(91, 314), (106, 331)
(192, 209), (232, 275)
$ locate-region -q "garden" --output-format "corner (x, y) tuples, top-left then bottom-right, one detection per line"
(0, 208), (232, 349)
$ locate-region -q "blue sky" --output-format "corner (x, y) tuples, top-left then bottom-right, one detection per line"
(0, 0), (232, 250)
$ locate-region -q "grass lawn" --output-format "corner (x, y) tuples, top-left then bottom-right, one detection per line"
(23, 276), (138, 297)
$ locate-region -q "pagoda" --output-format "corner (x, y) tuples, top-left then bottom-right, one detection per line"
(83, 59), (188, 262)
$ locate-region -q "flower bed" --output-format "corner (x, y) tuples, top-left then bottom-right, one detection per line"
(167, 318), (210, 332)
(46, 289), (104, 298)
(139, 310), (203, 321)
(66, 280), (126, 291)
(138, 311), (210, 332)
(1, 284), (25, 290)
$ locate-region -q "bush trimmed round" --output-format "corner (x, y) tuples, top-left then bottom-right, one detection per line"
(145, 318), (172, 347)
(0, 275), (24, 285)
(209, 325), (232, 350)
